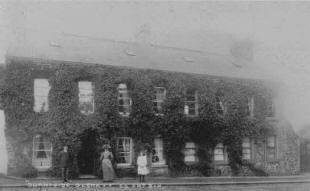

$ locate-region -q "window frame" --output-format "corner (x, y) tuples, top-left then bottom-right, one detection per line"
(184, 90), (198, 117)
(266, 136), (277, 162)
(33, 78), (50, 113)
(242, 137), (252, 161)
(117, 83), (132, 117)
(266, 99), (275, 117)
(184, 142), (198, 163)
(214, 143), (228, 163)
(153, 87), (166, 115)
(115, 137), (133, 166)
(78, 81), (95, 115)
(32, 134), (53, 170)
(152, 138), (166, 166)
(247, 96), (255, 117)
(215, 96), (226, 115)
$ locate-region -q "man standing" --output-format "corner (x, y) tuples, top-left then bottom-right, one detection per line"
(59, 145), (70, 183)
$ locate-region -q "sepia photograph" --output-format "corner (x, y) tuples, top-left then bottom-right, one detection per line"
(1, 0), (310, 190)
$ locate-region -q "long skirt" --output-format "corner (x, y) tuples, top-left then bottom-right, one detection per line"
(102, 159), (115, 181)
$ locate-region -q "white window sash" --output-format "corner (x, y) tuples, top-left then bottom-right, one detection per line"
(152, 138), (165, 165)
(116, 137), (132, 165)
(34, 79), (50, 112)
(78, 81), (95, 114)
(32, 135), (52, 169)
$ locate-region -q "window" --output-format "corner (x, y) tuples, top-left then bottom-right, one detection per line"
(266, 136), (276, 161)
(266, 99), (275, 117)
(242, 138), (251, 160)
(184, 142), (198, 162)
(115, 137), (132, 165)
(152, 138), (165, 165)
(184, 90), (198, 116)
(246, 97), (255, 117)
(34, 79), (50, 112)
(117, 84), (132, 116)
(78, 81), (94, 115)
(153, 87), (166, 115)
(214, 143), (228, 162)
(32, 135), (52, 170)
(216, 96), (225, 115)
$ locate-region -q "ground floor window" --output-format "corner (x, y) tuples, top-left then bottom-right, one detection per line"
(184, 142), (198, 163)
(266, 136), (277, 161)
(115, 137), (132, 166)
(242, 137), (251, 160)
(32, 135), (52, 170)
(152, 138), (165, 165)
(253, 136), (277, 163)
(214, 143), (228, 163)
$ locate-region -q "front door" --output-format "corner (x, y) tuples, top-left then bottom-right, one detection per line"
(77, 129), (99, 175)
(301, 141), (310, 172)
(254, 139), (265, 168)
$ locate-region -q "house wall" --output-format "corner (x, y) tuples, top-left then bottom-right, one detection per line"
(2, 57), (299, 177)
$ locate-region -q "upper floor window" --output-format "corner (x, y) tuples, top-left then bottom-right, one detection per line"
(266, 99), (275, 117)
(242, 137), (251, 160)
(184, 142), (198, 163)
(214, 143), (228, 162)
(117, 83), (132, 116)
(184, 90), (198, 116)
(32, 134), (52, 170)
(78, 81), (94, 115)
(215, 96), (225, 115)
(152, 138), (165, 165)
(153, 87), (166, 115)
(246, 97), (255, 117)
(34, 79), (50, 112)
(266, 136), (277, 161)
(115, 137), (133, 166)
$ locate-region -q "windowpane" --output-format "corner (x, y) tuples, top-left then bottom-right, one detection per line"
(152, 138), (165, 164)
(32, 135), (52, 169)
(116, 137), (132, 165)
(78, 81), (94, 115)
(118, 84), (131, 116)
(214, 143), (227, 162)
(184, 90), (198, 116)
(34, 79), (50, 112)
(153, 87), (166, 114)
(267, 99), (275, 117)
(216, 97), (225, 115)
(247, 97), (254, 117)
(184, 142), (197, 162)
(242, 138), (251, 160)
(266, 136), (276, 161)
(267, 136), (275, 147)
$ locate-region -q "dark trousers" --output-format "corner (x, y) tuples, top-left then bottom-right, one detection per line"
(62, 167), (69, 182)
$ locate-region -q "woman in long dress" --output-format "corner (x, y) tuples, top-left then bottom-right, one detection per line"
(100, 145), (115, 182)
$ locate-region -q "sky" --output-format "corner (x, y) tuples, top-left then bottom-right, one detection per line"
(1, 1), (310, 131)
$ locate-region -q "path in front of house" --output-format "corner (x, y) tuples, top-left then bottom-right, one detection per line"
(2, 173), (310, 188)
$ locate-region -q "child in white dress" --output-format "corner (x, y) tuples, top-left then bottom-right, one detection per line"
(137, 151), (149, 182)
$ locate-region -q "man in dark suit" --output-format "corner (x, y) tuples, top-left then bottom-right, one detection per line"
(59, 145), (70, 183)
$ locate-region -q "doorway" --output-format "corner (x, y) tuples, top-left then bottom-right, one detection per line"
(77, 129), (100, 175)
(301, 141), (310, 172)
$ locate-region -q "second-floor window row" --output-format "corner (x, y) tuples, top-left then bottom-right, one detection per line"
(32, 79), (270, 117)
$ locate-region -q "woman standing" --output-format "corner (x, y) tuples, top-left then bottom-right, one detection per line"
(137, 150), (149, 182)
(100, 144), (115, 182)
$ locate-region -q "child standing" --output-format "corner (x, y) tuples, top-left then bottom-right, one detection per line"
(137, 151), (149, 182)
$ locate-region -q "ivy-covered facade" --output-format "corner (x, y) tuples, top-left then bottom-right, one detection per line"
(1, 56), (299, 178)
